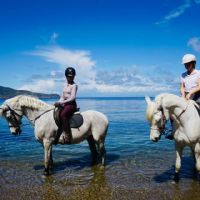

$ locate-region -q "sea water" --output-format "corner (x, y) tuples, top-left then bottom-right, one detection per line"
(0, 97), (199, 200)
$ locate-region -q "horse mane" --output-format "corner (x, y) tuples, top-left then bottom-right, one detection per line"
(146, 101), (155, 122)
(154, 93), (169, 102)
(5, 95), (54, 110)
(146, 93), (170, 122)
(146, 93), (185, 122)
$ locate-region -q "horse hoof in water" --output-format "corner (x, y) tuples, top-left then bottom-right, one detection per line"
(174, 172), (179, 183)
(91, 160), (98, 166)
(194, 172), (200, 182)
(43, 168), (50, 176)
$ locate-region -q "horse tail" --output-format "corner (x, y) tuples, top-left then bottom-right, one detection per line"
(90, 110), (108, 142)
(88, 111), (108, 166)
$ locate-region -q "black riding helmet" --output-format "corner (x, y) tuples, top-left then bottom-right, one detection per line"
(65, 67), (76, 77)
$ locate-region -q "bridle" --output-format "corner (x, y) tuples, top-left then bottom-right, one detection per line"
(150, 101), (190, 137)
(5, 104), (23, 129)
(31, 108), (54, 125)
(2, 104), (54, 131)
(150, 109), (167, 136)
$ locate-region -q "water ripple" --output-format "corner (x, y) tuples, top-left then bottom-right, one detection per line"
(1, 98), (200, 200)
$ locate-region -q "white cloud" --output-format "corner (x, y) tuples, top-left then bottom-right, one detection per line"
(30, 46), (95, 68)
(164, 2), (190, 21)
(50, 32), (59, 43)
(22, 45), (176, 95)
(78, 67), (173, 95)
(79, 82), (171, 94)
(29, 46), (96, 83)
(156, 0), (200, 24)
(188, 37), (200, 52)
(50, 70), (57, 76)
(19, 79), (55, 93)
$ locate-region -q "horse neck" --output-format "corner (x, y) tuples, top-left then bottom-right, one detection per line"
(163, 95), (187, 117)
(22, 106), (52, 125)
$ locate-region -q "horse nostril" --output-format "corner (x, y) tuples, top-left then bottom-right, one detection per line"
(16, 128), (21, 135)
(12, 131), (18, 136)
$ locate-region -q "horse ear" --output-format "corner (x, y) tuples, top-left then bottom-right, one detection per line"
(0, 107), (3, 116)
(145, 96), (152, 105)
(0, 105), (5, 116)
(0, 105), (8, 117)
(155, 97), (170, 120)
(145, 96), (155, 122)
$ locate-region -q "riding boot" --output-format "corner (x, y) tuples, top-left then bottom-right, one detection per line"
(62, 118), (72, 144)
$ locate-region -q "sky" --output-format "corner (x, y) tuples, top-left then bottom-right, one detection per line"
(0, 0), (200, 97)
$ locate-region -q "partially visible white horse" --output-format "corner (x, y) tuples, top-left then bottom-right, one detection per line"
(145, 93), (200, 181)
(0, 95), (109, 175)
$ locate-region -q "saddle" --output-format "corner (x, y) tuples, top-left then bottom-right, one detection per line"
(53, 107), (84, 145)
(53, 107), (83, 128)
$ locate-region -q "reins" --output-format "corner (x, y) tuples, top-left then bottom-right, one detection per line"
(151, 101), (190, 137)
(12, 108), (54, 128)
(177, 101), (190, 118)
(32, 108), (54, 125)
(150, 126), (172, 137)
(3, 104), (54, 127)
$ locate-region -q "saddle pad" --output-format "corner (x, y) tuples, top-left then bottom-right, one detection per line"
(69, 113), (83, 128)
(54, 108), (83, 128)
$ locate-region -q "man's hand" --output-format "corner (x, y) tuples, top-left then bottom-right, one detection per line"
(185, 93), (192, 100)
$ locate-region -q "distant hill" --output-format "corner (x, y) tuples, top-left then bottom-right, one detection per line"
(0, 85), (60, 99)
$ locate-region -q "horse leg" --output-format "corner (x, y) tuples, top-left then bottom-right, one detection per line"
(194, 143), (200, 181)
(190, 146), (197, 176)
(97, 137), (106, 166)
(43, 139), (52, 175)
(87, 135), (98, 165)
(174, 143), (183, 182)
(49, 146), (54, 169)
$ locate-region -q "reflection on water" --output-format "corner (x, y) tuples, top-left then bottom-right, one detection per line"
(1, 160), (200, 200)
(1, 98), (200, 199)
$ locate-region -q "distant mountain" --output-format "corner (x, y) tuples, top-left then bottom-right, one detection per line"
(0, 85), (60, 99)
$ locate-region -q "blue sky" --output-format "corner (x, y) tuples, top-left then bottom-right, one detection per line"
(0, 0), (200, 97)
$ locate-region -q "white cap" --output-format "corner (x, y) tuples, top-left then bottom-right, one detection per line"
(182, 54), (196, 64)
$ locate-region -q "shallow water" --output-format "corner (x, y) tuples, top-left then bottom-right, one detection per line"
(1, 97), (200, 200)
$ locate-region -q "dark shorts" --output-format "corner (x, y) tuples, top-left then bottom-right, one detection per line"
(186, 92), (200, 104)
(193, 93), (200, 104)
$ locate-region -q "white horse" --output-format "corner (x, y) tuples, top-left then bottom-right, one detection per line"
(0, 95), (109, 175)
(145, 93), (200, 181)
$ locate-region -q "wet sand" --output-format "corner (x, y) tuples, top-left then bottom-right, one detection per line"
(1, 153), (200, 200)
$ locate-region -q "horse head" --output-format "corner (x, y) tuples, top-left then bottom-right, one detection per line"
(0, 101), (23, 136)
(145, 95), (168, 142)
